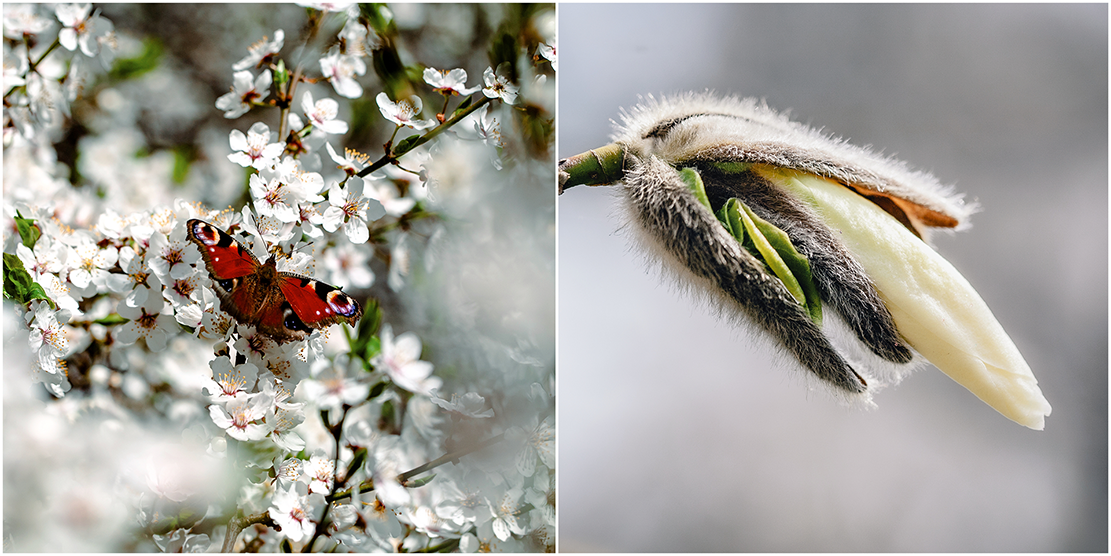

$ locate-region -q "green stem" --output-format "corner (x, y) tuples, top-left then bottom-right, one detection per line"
(28, 37), (61, 72)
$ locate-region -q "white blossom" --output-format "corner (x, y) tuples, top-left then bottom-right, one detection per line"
(481, 64), (518, 105)
(301, 90), (348, 136)
(320, 46), (366, 99)
(216, 70), (272, 119)
(227, 122), (284, 169)
(232, 29), (284, 71)
(376, 92), (436, 130)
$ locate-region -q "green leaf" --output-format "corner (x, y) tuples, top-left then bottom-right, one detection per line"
(110, 37), (163, 81)
(405, 474), (436, 489)
(361, 3), (395, 35)
(274, 58), (289, 90)
(3, 253), (53, 308)
(171, 146), (194, 184)
(451, 95), (473, 118)
(738, 203), (823, 325)
(351, 298), (383, 361)
(715, 198), (746, 244)
(14, 213), (40, 248)
(678, 167), (712, 212)
(368, 379), (388, 400)
(392, 134), (422, 157)
(93, 313), (129, 326)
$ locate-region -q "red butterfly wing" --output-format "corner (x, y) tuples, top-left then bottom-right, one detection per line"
(187, 219), (260, 279)
(187, 219), (269, 332)
(187, 219), (361, 341)
(279, 273), (363, 329)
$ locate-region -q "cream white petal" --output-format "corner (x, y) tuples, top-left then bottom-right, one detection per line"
(769, 167), (1051, 429)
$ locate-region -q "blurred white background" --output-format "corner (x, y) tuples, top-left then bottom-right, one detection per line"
(557, 4), (1106, 552)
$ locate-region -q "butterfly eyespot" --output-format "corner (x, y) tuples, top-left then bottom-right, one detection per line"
(283, 307), (311, 333)
(326, 291), (358, 317)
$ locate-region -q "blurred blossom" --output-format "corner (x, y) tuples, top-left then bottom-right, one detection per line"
(153, 530), (211, 553)
(431, 392), (494, 418)
(372, 324), (441, 395)
(301, 353), (369, 411)
(4, 43), (29, 94)
(538, 40), (557, 71)
(507, 416), (554, 478)
(321, 237), (374, 289)
(4, 4), (53, 38)
(364, 174), (416, 217)
(297, 2), (358, 15)
(320, 46), (366, 99)
(388, 231), (410, 291)
(488, 488), (527, 541)
(337, 16), (377, 55)
(55, 4), (114, 59)
(231, 29), (284, 71)
(370, 452), (411, 509)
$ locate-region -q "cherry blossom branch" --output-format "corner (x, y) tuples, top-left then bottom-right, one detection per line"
(220, 510), (276, 553)
(217, 431), (505, 552)
(356, 94), (493, 178)
(300, 406), (350, 552)
(329, 431), (506, 504)
(27, 36), (61, 72)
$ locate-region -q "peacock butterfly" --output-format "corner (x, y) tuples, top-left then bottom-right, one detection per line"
(186, 219), (363, 342)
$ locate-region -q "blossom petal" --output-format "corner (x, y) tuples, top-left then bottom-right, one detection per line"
(771, 167), (1052, 430)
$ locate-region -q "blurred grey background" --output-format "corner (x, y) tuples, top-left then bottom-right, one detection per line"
(558, 4), (1106, 552)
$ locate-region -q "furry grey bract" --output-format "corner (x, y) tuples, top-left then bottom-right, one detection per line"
(580, 92), (978, 401)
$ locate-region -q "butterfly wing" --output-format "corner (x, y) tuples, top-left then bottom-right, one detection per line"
(187, 219), (362, 341)
(278, 273), (363, 331)
(187, 219), (268, 331)
(187, 219), (260, 279)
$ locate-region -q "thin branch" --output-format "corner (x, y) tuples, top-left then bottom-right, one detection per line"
(356, 95), (493, 178)
(28, 37), (61, 72)
(221, 510), (275, 553)
(217, 431), (505, 551)
(329, 431), (505, 503)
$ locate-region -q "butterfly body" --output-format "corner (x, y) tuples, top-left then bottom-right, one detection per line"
(187, 219), (362, 342)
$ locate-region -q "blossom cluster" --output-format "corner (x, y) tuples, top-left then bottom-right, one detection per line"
(4, 3), (555, 552)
